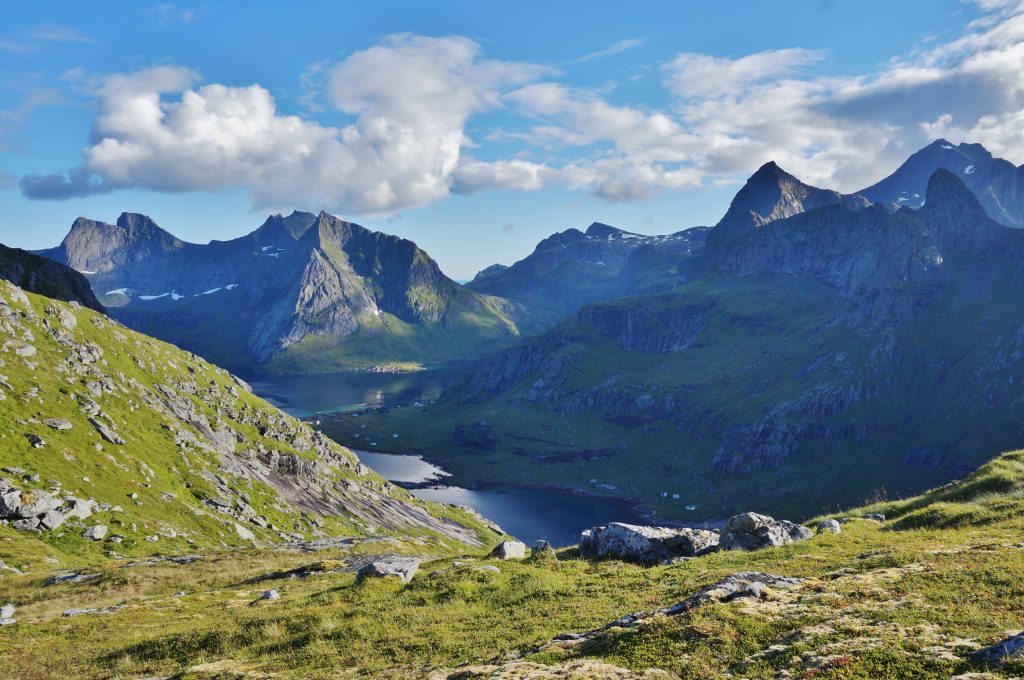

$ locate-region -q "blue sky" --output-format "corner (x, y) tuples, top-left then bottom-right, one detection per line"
(2, 0), (1023, 278)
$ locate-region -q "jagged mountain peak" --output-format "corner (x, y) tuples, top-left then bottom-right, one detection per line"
(254, 210), (319, 241)
(859, 139), (1024, 226)
(707, 161), (856, 250)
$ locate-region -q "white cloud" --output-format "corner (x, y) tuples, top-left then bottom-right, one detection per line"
(572, 38), (646, 64)
(21, 35), (548, 213)
(664, 48), (823, 99)
(0, 23), (94, 54)
(156, 4), (196, 24)
(20, 3), (1024, 211)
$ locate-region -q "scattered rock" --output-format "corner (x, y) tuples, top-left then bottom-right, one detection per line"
(234, 522), (256, 542)
(26, 434), (45, 448)
(968, 631), (1024, 667)
(528, 539), (557, 562)
(45, 571), (101, 586)
(864, 513), (886, 522)
(42, 418), (72, 431)
(62, 605), (123, 618)
(0, 604), (14, 626)
(355, 556), (422, 584)
(489, 540), (527, 560)
(720, 512), (811, 551)
(82, 525), (108, 541)
(817, 519), (842, 535)
(259, 589), (280, 601)
(579, 522), (720, 564)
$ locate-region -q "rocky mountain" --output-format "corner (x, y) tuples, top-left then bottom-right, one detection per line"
(0, 277), (496, 552)
(0, 243), (103, 311)
(704, 160), (870, 251)
(38, 211), (523, 373)
(467, 222), (710, 329)
(860, 138), (1024, 227)
(337, 168), (1024, 521)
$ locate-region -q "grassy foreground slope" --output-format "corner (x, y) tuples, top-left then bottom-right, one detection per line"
(4, 437), (1024, 677)
(0, 279), (499, 562)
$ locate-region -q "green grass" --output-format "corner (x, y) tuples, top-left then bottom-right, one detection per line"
(326, 272), (1024, 524)
(7, 454), (1024, 677)
(0, 281), (497, 562)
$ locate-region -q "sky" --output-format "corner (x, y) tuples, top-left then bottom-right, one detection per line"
(3, 0), (1024, 278)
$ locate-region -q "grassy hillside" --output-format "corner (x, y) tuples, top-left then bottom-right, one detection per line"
(5, 440), (1024, 677)
(326, 267), (1024, 523)
(0, 280), (498, 561)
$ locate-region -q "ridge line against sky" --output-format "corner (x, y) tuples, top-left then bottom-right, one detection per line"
(2, 0), (1024, 278)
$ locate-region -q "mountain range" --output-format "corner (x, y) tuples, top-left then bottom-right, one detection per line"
(38, 211), (523, 373)
(329, 159), (1024, 521)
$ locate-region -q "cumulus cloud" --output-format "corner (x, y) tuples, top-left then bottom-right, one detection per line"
(22, 3), (1024, 212)
(22, 36), (547, 213)
(496, 0), (1024, 195)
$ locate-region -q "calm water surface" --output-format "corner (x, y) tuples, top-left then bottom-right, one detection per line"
(248, 370), (650, 545)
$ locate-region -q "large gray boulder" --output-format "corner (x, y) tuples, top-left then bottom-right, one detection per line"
(579, 522), (720, 564)
(82, 525), (108, 541)
(489, 540), (526, 560)
(720, 512), (811, 551)
(816, 519), (842, 535)
(0, 604), (14, 626)
(16, 489), (62, 519)
(355, 556), (422, 584)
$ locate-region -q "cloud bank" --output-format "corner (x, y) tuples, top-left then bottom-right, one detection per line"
(21, 1), (1024, 214)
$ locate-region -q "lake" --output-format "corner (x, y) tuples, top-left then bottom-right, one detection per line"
(247, 370), (653, 545)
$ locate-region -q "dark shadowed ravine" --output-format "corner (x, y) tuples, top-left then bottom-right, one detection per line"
(245, 370), (650, 545)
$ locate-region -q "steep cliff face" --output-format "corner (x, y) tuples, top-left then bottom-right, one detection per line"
(0, 243), (103, 311)
(38, 211), (523, 372)
(860, 139), (1024, 227)
(364, 170), (1024, 520)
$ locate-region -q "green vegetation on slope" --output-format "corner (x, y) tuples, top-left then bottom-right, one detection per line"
(0, 280), (497, 559)
(5, 442), (1024, 677)
(325, 270), (1024, 523)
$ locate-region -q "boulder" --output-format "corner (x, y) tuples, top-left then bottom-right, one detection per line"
(19, 489), (62, 518)
(42, 418), (73, 431)
(968, 630), (1024, 667)
(864, 513), (886, 522)
(38, 509), (69, 531)
(355, 556), (422, 584)
(82, 525), (108, 541)
(528, 539), (557, 562)
(0, 604), (14, 626)
(489, 540), (527, 560)
(816, 519), (842, 535)
(233, 522), (256, 542)
(64, 498), (96, 520)
(720, 512), (811, 551)
(0, 487), (22, 518)
(579, 522), (720, 564)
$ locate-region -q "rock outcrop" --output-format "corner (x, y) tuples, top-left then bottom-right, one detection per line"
(720, 513), (811, 551)
(355, 556), (422, 584)
(579, 522), (720, 563)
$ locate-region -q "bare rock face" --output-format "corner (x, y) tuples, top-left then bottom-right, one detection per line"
(720, 512), (811, 551)
(355, 556), (422, 584)
(579, 522), (720, 564)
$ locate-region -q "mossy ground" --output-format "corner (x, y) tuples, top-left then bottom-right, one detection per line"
(4, 448), (1024, 678)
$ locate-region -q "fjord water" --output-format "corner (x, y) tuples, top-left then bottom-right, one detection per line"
(246, 370), (650, 545)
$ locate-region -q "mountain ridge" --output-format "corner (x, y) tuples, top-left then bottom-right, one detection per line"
(37, 210), (524, 373)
